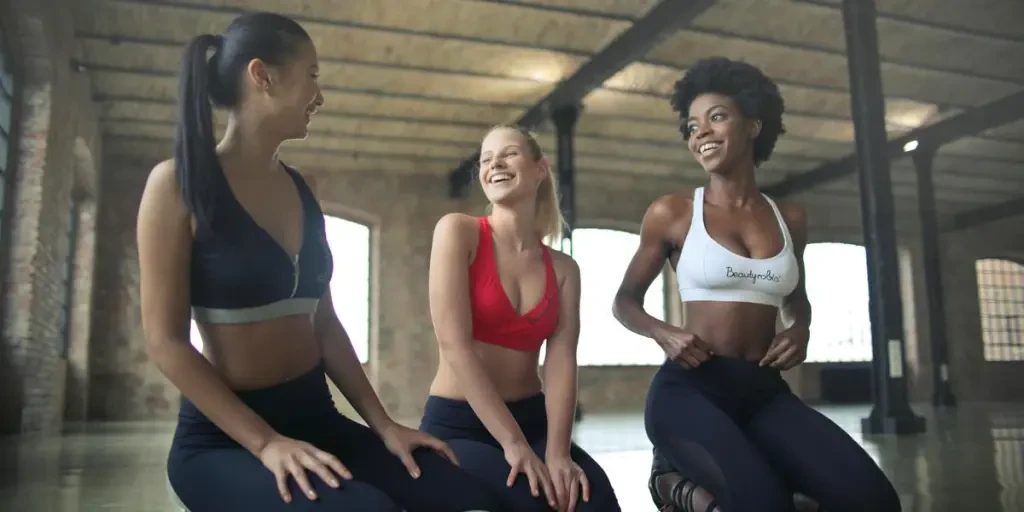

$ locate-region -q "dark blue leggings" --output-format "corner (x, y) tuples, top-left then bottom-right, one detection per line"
(420, 393), (621, 512)
(645, 357), (902, 512)
(166, 362), (504, 512)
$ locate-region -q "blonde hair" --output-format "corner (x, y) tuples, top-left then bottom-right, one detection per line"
(484, 124), (565, 244)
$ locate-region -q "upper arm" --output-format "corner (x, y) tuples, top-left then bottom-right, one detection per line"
(545, 253), (582, 355)
(137, 159), (194, 346)
(428, 213), (476, 349)
(779, 200), (809, 303)
(615, 195), (679, 303)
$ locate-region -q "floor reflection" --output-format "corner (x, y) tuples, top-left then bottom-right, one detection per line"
(0, 403), (1021, 511)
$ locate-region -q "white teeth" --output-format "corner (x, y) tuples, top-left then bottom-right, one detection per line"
(699, 142), (721, 154)
(489, 173), (512, 184)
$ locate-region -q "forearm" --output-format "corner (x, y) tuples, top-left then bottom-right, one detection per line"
(542, 359), (577, 458)
(441, 344), (528, 449)
(319, 324), (393, 432)
(147, 339), (276, 456)
(613, 293), (674, 342)
(781, 298), (812, 331)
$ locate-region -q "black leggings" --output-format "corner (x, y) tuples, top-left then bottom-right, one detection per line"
(166, 362), (504, 512)
(645, 357), (901, 512)
(420, 393), (621, 512)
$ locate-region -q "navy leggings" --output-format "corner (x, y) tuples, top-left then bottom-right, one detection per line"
(645, 357), (902, 512)
(166, 362), (504, 512)
(420, 393), (621, 512)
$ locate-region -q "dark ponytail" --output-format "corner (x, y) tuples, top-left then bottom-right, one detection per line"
(172, 12), (312, 231)
(174, 34), (221, 230)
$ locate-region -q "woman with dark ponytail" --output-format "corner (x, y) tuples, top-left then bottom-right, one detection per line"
(136, 12), (505, 512)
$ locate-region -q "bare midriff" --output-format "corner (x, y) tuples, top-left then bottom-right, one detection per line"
(194, 314), (323, 390)
(429, 341), (543, 402)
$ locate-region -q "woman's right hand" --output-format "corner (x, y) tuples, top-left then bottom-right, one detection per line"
(258, 434), (352, 503)
(654, 325), (712, 369)
(504, 440), (557, 509)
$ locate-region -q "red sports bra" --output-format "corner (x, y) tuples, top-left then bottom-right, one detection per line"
(468, 217), (560, 352)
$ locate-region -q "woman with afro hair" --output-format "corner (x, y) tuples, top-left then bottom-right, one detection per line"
(611, 57), (902, 512)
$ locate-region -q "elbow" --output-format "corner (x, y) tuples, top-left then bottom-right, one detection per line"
(611, 291), (634, 323)
(436, 335), (472, 362)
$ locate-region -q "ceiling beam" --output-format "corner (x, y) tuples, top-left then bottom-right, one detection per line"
(446, 0), (716, 198)
(762, 90), (1024, 197)
(942, 196), (1024, 232)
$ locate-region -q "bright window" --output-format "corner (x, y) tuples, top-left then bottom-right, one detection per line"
(559, 228), (668, 366)
(975, 258), (1024, 362)
(803, 243), (872, 363)
(324, 215), (371, 364)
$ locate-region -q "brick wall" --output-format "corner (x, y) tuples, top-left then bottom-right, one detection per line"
(0, 0), (102, 435)
(2, 0), (1023, 435)
(83, 154), (1024, 425)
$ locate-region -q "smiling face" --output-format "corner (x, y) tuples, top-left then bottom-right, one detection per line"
(684, 92), (760, 175)
(246, 38), (324, 141)
(478, 127), (547, 206)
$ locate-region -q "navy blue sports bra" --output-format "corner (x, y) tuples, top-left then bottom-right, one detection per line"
(189, 163), (333, 324)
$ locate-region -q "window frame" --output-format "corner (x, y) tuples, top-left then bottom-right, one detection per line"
(975, 257), (1024, 362)
(0, 9), (25, 328)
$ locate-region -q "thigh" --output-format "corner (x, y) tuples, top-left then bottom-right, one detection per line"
(745, 392), (902, 512)
(444, 438), (551, 512)
(527, 438), (621, 512)
(319, 414), (507, 512)
(645, 382), (794, 512)
(167, 446), (400, 512)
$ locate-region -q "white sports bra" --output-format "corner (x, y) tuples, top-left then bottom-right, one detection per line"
(675, 188), (800, 308)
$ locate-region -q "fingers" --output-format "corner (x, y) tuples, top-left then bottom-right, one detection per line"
(568, 473), (580, 512)
(273, 467), (291, 503)
(552, 471), (569, 511)
(506, 462), (519, 488)
(773, 345), (803, 370)
(579, 469), (591, 504)
(314, 450), (352, 481)
(760, 338), (788, 367)
(537, 464), (557, 509)
(286, 458), (317, 501)
(397, 450), (422, 479)
(426, 437), (461, 467)
(525, 464), (541, 497)
(302, 452), (341, 489)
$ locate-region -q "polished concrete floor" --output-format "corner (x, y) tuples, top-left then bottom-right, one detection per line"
(1, 403), (1022, 511)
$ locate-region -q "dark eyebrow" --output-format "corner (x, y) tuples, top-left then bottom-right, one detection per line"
(686, 104), (728, 122)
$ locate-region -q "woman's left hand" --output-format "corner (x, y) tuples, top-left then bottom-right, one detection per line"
(546, 455), (590, 512)
(378, 422), (459, 478)
(760, 325), (810, 370)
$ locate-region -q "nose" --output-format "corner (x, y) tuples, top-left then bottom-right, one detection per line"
(693, 122), (711, 140)
(314, 89), (325, 107)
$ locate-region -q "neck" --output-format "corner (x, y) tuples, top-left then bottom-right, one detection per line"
(217, 111), (283, 173)
(705, 162), (759, 207)
(488, 202), (538, 251)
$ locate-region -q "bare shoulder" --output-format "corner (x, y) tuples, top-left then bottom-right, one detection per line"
(648, 190), (694, 219)
(642, 189), (695, 240)
(140, 158), (186, 217)
(548, 249), (580, 286)
(432, 212), (480, 253)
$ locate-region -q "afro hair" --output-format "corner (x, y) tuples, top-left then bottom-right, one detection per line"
(670, 57), (786, 167)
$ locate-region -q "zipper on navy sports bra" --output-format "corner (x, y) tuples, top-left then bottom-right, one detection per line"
(290, 253), (300, 298)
